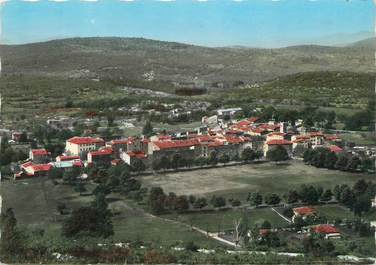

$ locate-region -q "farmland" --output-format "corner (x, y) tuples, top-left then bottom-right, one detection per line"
(141, 161), (374, 201)
(0, 178), (222, 248)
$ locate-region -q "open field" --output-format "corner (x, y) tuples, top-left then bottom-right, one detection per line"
(316, 204), (376, 222)
(141, 161), (374, 200)
(163, 207), (289, 233)
(1, 178), (222, 248)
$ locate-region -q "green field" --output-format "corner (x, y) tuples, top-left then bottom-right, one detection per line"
(142, 161), (374, 201)
(163, 208), (289, 233)
(0, 178), (222, 248)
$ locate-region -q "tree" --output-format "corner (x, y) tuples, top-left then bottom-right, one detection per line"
(285, 190), (299, 204)
(353, 195), (372, 217)
(210, 195), (226, 208)
(131, 158), (146, 173)
(248, 192), (263, 206)
(171, 153), (183, 169)
(340, 187), (355, 208)
(142, 120), (154, 137)
(158, 156), (171, 170)
(264, 193), (281, 205)
(260, 220), (272, 229)
(266, 146), (289, 161)
(0, 208), (23, 260)
(175, 196), (189, 212)
(193, 197), (208, 209)
(62, 204), (113, 238)
(148, 187), (166, 215)
(241, 147), (255, 162)
(63, 167), (81, 184)
(320, 189), (333, 201)
(299, 185), (320, 205)
(324, 151), (338, 169)
(346, 156), (361, 172)
(353, 179), (368, 196)
(218, 153), (230, 165)
(208, 151), (218, 166)
(335, 155), (349, 171)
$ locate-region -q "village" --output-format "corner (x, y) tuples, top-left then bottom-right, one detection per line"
(0, 105), (374, 261)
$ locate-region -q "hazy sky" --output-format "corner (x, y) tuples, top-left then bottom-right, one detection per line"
(1, 0), (374, 47)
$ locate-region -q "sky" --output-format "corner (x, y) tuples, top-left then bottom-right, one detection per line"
(1, 0), (374, 48)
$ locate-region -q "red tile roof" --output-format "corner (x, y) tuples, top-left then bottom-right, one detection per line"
(73, 161), (84, 167)
(293, 207), (316, 216)
(31, 149), (49, 156)
(29, 164), (53, 172)
(89, 148), (113, 156)
(226, 136), (245, 144)
(309, 132), (324, 137)
(325, 134), (341, 141)
(268, 132), (286, 137)
(259, 229), (271, 236)
(236, 120), (251, 127)
(329, 145), (343, 153)
(312, 224), (339, 234)
(153, 139), (199, 150)
(110, 139), (129, 145)
(266, 139), (292, 145)
(248, 117), (260, 123)
(126, 151), (147, 159)
(68, 137), (104, 145)
(57, 155), (80, 161)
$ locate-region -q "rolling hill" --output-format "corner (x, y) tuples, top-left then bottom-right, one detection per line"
(0, 37), (374, 88)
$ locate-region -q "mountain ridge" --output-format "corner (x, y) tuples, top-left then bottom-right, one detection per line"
(0, 37), (374, 87)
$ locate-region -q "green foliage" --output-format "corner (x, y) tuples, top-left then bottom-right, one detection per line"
(142, 120), (154, 137)
(210, 195), (226, 208)
(248, 192), (263, 206)
(266, 146), (289, 162)
(0, 208), (24, 261)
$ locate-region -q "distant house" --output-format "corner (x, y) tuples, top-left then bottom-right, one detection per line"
(17, 162), (52, 178)
(87, 148), (113, 167)
(311, 224), (341, 239)
(263, 139), (293, 157)
(216, 108), (242, 117)
(121, 151), (148, 167)
(66, 137), (105, 157)
(309, 132), (325, 147)
(56, 155), (81, 162)
(29, 149), (50, 164)
(329, 145), (343, 153)
(292, 207), (316, 223)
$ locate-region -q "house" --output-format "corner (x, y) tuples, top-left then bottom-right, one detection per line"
(106, 139), (129, 158)
(87, 148), (113, 167)
(292, 207), (316, 223)
(29, 149), (50, 163)
(56, 155), (81, 162)
(329, 145), (343, 153)
(311, 224), (341, 239)
(309, 132), (325, 147)
(263, 139), (293, 157)
(17, 162), (52, 178)
(216, 108), (242, 117)
(12, 131), (24, 142)
(66, 137), (105, 157)
(120, 151), (148, 167)
(49, 160), (84, 170)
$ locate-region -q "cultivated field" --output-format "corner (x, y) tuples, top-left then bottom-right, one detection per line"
(141, 161), (375, 200)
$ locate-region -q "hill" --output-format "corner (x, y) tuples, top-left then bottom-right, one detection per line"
(348, 37), (376, 49)
(0, 37), (374, 88)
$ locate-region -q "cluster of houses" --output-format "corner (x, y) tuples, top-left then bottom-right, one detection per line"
(292, 206), (341, 239)
(14, 116), (345, 179)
